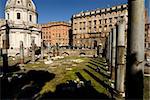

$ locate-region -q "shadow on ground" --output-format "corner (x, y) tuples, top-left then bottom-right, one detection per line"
(40, 72), (110, 100)
(1, 70), (55, 99)
(0, 63), (20, 73)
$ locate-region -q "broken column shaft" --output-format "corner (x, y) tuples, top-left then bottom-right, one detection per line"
(20, 41), (24, 64)
(47, 42), (51, 60)
(31, 39), (35, 63)
(111, 27), (117, 83)
(115, 20), (126, 95)
(41, 40), (44, 60)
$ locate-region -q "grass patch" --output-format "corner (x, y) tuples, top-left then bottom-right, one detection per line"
(144, 76), (150, 100)
(1, 56), (112, 99)
(38, 57), (111, 98)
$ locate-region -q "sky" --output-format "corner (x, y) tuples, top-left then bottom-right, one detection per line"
(0, 0), (149, 24)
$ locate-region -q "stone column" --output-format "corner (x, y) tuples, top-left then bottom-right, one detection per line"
(47, 42), (51, 60)
(109, 32), (112, 70)
(98, 44), (103, 57)
(56, 43), (59, 56)
(27, 48), (29, 57)
(126, 0), (145, 99)
(115, 20), (126, 95)
(106, 36), (109, 61)
(111, 27), (116, 84)
(31, 38), (35, 63)
(2, 35), (8, 74)
(2, 21), (9, 74)
(53, 47), (55, 57)
(41, 40), (44, 60)
(26, 33), (30, 57)
(97, 45), (100, 57)
(20, 41), (24, 65)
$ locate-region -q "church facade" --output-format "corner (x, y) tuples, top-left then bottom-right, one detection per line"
(0, 0), (41, 56)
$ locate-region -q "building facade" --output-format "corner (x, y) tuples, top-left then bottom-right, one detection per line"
(145, 24), (150, 49)
(0, 0), (41, 56)
(41, 22), (71, 47)
(71, 4), (128, 49)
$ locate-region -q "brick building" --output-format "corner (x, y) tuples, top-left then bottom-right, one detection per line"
(40, 22), (71, 47)
(71, 4), (128, 49)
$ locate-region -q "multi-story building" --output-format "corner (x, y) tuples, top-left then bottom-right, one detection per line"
(145, 24), (150, 49)
(71, 4), (128, 49)
(145, 23), (150, 60)
(41, 22), (71, 47)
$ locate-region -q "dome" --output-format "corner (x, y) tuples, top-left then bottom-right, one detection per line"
(5, 0), (36, 12)
(5, 0), (38, 24)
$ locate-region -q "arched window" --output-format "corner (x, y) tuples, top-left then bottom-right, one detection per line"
(29, 15), (32, 22)
(17, 13), (21, 19)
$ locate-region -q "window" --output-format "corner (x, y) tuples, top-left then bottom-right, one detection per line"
(18, 1), (20, 4)
(7, 13), (9, 19)
(29, 15), (32, 22)
(94, 20), (96, 25)
(114, 17), (118, 21)
(104, 25), (107, 31)
(83, 22), (86, 29)
(99, 20), (101, 24)
(105, 19), (107, 24)
(17, 13), (21, 19)
(80, 22), (82, 29)
(89, 21), (91, 27)
(110, 18), (112, 23)
(109, 24), (112, 27)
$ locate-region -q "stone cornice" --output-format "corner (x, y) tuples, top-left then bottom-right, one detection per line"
(5, 6), (37, 14)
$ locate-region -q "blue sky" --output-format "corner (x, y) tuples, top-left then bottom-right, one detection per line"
(0, 0), (149, 24)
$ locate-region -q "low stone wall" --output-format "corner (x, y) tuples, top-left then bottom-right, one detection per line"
(47, 49), (97, 57)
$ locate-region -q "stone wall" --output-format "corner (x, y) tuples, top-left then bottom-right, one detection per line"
(47, 48), (97, 57)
